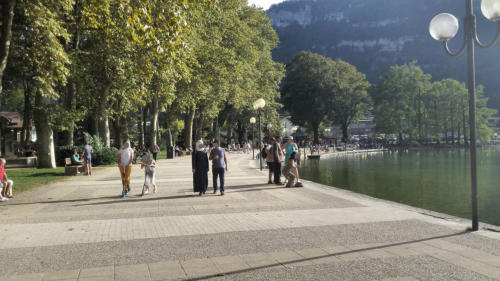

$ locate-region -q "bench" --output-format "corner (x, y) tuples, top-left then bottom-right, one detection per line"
(65, 158), (83, 176)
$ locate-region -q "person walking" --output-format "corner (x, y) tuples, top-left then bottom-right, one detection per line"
(118, 140), (134, 198)
(192, 140), (209, 196)
(209, 140), (228, 196)
(82, 141), (93, 175)
(285, 136), (302, 186)
(272, 136), (284, 185)
(265, 139), (275, 184)
(152, 143), (160, 161)
(141, 151), (157, 196)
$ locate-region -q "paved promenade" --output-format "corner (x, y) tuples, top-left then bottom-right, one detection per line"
(1, 153), (499, 281)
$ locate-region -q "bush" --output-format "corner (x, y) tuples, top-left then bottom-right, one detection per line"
(56, 145), (118, 166)
(93, 146), (118, 166)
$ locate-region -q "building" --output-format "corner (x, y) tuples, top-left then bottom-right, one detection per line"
(0, 112), (23, 157)
(331, 118), (376, 139)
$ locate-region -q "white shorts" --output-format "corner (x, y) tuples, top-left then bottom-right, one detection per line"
(1, 180), (13, 195)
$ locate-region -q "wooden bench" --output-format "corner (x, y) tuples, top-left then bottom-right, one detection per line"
(65, 158), (83, 176)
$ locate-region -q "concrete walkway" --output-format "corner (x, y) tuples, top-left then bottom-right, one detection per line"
(0, 153), (499, 281)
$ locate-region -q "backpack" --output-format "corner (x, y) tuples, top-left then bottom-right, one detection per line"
(261, 147), (267, 158)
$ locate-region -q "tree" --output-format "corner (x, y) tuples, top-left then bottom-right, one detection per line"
(0, 0), (16, 102)
(282, 51), (332, 143)
(325, 60), (370, 142)
(176, 0), (283, 147)
(371, 62), (431, 144)
(10, 0), (72, 168)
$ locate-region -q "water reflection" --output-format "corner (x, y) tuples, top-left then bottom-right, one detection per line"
(299, 147), (500, 226)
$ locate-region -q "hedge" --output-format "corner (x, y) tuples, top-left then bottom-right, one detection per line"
(56, 145), (118, 166)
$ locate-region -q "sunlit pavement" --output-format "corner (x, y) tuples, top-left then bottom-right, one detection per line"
(0, 153), (499, 281)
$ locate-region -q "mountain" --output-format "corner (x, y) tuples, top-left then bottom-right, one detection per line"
(267, 0), (500, 111)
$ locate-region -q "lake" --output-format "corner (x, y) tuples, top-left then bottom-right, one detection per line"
(298, 147), (500, 226)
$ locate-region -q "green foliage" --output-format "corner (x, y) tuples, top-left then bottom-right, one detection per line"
(83, 132), (104, 148)
(372, 62), (497, 143)
(282, 51), (333, 143)
(282, 51), (370, 143)
(56, 145), (118, 166)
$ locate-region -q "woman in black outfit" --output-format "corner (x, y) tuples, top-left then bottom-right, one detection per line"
(192, 140), (209, 196)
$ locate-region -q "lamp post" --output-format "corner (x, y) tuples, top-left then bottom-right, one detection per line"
(429, 0), (500, 231)
(250, 117), (256, 160)
(253, 98), (266, 170)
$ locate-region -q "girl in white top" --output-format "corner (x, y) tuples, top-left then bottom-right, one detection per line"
(118, 140), (134, 197)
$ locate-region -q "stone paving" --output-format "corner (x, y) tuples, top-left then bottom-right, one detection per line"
(0, 152), (499, 281)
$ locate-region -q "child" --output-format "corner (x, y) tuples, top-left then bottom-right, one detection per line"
(283, 151), (297, 188)
(0, 158), (13, 200)
(141, 151), (157, 196)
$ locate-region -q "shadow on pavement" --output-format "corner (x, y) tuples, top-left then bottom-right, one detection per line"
(73, 194), (199, 206)
(1, 196), (120, 206)
(185, 231), (469, 281)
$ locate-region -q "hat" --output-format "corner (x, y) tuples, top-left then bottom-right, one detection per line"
(288, 136), (294, 140)
(195, 140), (205, 152)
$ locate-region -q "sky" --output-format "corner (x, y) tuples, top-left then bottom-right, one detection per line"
(247, 0), (287, 10)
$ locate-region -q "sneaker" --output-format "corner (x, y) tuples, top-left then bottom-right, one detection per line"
(294, 182), (304, 187)
(267, 181), (273, 184)
(145, 189), (149, 195)
(220, 191), (224, 196)
(213, 189), (217, 194)
(0, 197), (7, 202)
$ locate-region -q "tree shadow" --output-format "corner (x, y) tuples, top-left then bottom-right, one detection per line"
(186, 231), (469, 281)
(2, 196), (121, 206)
(73, 194), (200, 207)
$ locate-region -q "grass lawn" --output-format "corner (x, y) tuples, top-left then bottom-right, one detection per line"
(6, 165), (112, 194)
(7, 167), (69, 194)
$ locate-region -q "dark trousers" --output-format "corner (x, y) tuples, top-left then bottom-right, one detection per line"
(213, 167), (225, 192)
(273, 161), (282, 183)
(153, 152), (158, 160)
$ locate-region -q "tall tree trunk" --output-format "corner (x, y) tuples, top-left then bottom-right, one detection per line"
(184, 106), (195, 149)
(194, 116), (203, 142)
(62, 82), (76, 146)
(22, 79), (33, 146)
(150, 92), (159, 148)
(463, 108), (468, 145)
(417, 90), (422, 142)
(139, 107), (144, 147)
(99, 115), (110, 147)
(311, 120), (319, 144)
(113, 118), (122, 149)
(34, 90), (56, 168)
(143, 105), (149, 147)
(61, 1), (81, 146)
(90, 115), (99, 138)
(0, 0), (16, 103)
(341, 122), (349, 143)
(443, 121), (448, 144)
(167, 128), (173, 147)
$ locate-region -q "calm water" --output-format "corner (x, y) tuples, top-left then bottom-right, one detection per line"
(299, 147), (500, 226)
